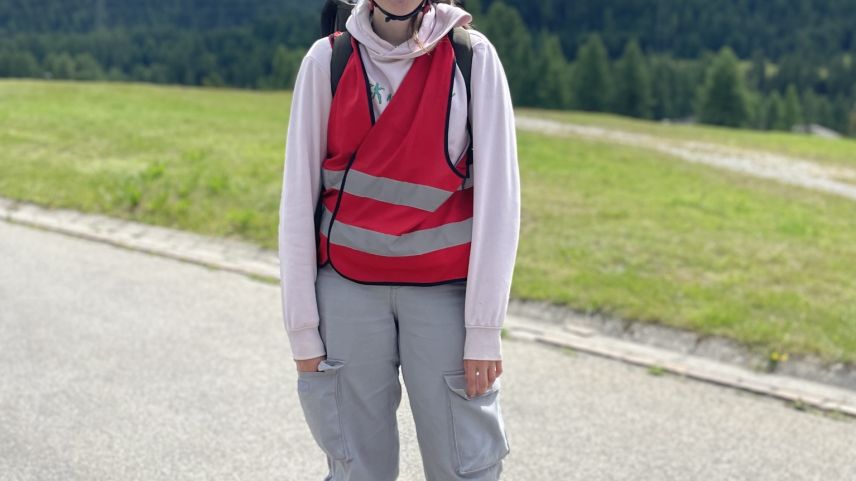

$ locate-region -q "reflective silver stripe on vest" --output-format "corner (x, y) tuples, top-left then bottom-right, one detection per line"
(323, 166), (473, 212)
(320, 205), (472, 256)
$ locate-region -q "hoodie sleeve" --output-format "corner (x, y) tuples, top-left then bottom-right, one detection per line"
(278, 42), (333, 361)
(463, 33), (522, 361)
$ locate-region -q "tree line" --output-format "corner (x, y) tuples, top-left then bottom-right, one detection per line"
(476, 2), (856, 135)
(0, 3), (316, 90)
(2, 0), (855, 136)
(474, 0), (856, 63)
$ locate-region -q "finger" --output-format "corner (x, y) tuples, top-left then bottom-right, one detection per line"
(465, 360), (478, 398)
(477, 361), (489, 395)
(487, 362), (497, 386)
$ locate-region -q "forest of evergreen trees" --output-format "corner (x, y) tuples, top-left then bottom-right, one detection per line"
(2, 0), (855, 136)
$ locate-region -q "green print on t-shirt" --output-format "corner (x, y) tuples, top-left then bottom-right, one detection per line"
(371, 81), (385, 104)
(369, 80), (454, 105)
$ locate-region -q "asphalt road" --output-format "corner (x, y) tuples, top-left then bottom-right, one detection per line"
(1, 219), (854, 481)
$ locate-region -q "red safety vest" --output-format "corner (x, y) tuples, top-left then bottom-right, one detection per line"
(316, 34), (473, 285)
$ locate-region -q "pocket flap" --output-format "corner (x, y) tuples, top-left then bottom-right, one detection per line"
(318, 358), (345, 372)
(297, 358), (346, 378)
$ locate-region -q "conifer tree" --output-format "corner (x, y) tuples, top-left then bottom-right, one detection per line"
(72, 53), (104, 81)
(44, 53), (76, 79)
(464, 0), (482, 15)
(649, 55), (676, 119)
(831, 93), (851, 134)
(0, 51), (39, 77)
(270, 45), (300, 89)
(611, 38), (652, 118)
(782, 84), (803, 131)
(800, 88), (819, 126)
(849, 108), (856, 136)
(696, 47), (749, 127)
(533, 31), (573, 109)
(813, 94), (835, 130)
(745, 90), (764, 129)
(481, 2), (536, 105)
(572, 33), (611, 112)
(764, 91), (786, 130)
(747, 49), (767, 92)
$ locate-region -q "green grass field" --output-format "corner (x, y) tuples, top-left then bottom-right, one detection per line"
(3, 79), (855, 364)
(523, 107), (856, 170)
(1, 79), (291, 242)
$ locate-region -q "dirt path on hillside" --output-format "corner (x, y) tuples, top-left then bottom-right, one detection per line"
(516, 116), (856, 202)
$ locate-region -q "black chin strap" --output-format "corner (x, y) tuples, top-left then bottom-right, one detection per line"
(371, 0), (428, 22)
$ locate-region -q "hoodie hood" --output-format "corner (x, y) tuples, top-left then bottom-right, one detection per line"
(346, 0), (472, 60)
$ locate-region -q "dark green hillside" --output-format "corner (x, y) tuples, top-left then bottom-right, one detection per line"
(1, 0), (312, 33)
(2, 0), (855, 135)
(477, 0), (856, 62)
(5, 0), (856, 61)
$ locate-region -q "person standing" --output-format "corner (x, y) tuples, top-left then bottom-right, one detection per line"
(278, 0), (520, 479)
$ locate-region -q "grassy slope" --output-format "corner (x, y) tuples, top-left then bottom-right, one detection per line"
(3, 79), (855, 363)
(522, 108), (856, 170)
(1, 79), (291, 244)
(515, 129), (856, 363)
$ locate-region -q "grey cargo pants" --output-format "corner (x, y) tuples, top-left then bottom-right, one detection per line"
(295, 262), (510, 480)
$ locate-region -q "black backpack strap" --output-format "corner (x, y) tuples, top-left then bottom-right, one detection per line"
(317, 30), (353, 244)
(335, 1), (354, 32)
(320, 0), (338, 37)
(321, 0), (356, 37)
(449, 26), (474, 174)
(449, 26), (473, 108)
(329, 31), (354, 97)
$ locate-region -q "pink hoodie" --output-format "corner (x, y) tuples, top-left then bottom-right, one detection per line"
(278, 0), (520, 361)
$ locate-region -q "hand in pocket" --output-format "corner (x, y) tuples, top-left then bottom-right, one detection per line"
(295, 355), (327, 373)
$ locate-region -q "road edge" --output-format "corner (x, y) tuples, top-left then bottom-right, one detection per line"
(3, 196), (855, 419)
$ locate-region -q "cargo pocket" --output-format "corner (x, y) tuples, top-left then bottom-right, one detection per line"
(296, 358), (350, 461)
(442, 371), (511, 475)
